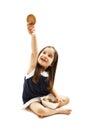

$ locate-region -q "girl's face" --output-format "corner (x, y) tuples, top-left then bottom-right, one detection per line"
(38, 47), (55, 69)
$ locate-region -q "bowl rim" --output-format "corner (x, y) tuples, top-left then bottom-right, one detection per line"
(40, 94), (59, 109)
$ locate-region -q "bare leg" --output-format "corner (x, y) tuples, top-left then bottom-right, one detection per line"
(29, 102), (72, 118)
(58, 95), (70, 108)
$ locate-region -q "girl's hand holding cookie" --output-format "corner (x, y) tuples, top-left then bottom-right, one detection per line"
(26, 14), (36, 35)
(27, 23), (35, 34)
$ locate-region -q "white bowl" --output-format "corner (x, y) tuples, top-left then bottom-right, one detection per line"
(40, 94), (59, 109)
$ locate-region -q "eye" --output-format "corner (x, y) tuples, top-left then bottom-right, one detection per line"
(43, 51), (46, 54)
(48, 54), (53, 58)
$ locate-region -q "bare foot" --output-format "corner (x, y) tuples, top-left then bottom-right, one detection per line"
(56, 108), (72, 115)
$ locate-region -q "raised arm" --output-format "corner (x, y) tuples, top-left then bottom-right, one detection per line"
(27, 23), (38, 74)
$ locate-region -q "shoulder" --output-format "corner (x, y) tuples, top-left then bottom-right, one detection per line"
(26, 69), (35, 79)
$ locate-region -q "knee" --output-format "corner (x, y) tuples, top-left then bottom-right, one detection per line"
(66, 97), (70, 104)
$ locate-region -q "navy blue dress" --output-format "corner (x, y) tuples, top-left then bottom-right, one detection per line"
(22, 70), (50, 105)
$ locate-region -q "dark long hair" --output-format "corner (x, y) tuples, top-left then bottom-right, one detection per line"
(32, 46), (58, 91)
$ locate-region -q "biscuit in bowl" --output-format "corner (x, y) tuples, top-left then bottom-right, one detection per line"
(41, 94), (60, 109)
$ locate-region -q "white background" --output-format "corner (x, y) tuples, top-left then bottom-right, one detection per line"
(0, 0), (87, 129)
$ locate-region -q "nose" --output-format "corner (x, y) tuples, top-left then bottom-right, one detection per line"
(43, 54), (48, 61)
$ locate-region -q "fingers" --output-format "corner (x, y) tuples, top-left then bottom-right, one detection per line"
(54, 98), (59, 103)
(27, 22), (35, 34)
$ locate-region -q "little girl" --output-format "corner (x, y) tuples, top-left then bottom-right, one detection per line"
(22, 22), (72, 117)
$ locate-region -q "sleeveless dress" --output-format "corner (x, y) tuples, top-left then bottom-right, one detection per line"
(22, 70), (50, 108)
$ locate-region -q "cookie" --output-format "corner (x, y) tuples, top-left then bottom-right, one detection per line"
(26, 14), (36, 24)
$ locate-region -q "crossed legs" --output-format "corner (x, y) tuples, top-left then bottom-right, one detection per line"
(28, 95), (72, 118)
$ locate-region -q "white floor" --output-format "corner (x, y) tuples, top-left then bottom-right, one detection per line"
(0, 0), (87, 129)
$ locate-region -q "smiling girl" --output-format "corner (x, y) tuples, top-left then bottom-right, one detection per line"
(22, 21), (71, 118)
